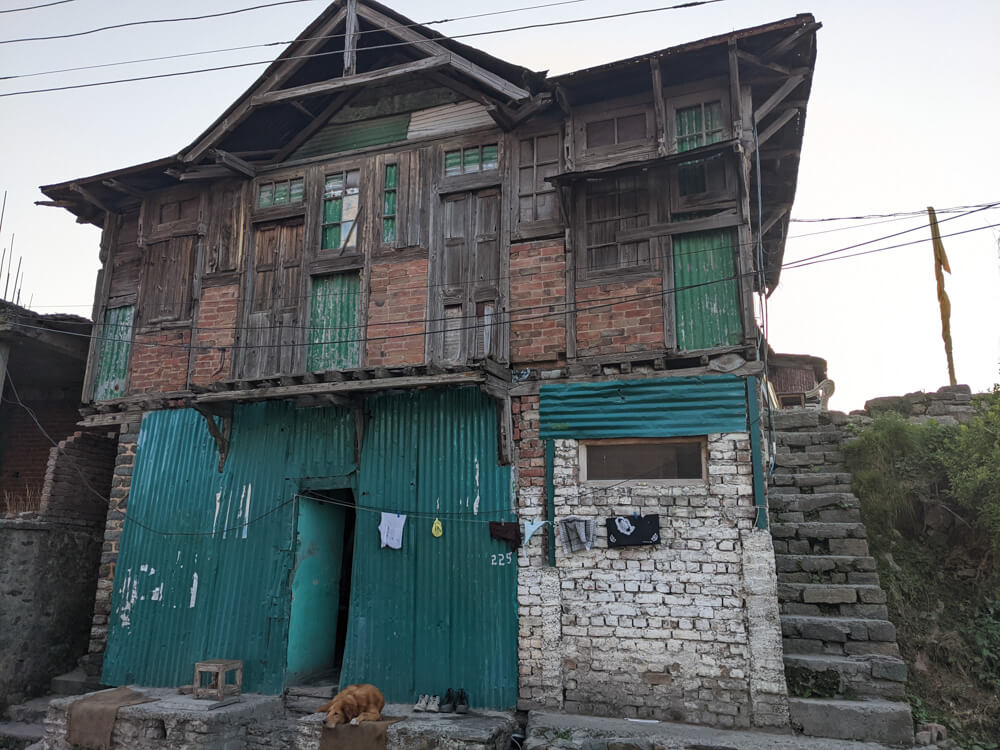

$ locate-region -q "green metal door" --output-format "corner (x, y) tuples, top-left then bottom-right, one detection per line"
(339, 387), (518, 708)
(673, 229), (743, 351)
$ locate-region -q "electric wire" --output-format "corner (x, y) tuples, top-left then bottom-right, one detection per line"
(0, 0), (727, 97)
(0, 0), (74, 12)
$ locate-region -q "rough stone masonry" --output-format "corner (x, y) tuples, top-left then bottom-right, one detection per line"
(514, 396), (788, 730)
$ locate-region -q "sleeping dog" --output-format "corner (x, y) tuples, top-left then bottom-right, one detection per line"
(316, 683), (386, 728)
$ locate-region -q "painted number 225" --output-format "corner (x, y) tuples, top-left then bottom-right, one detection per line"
(490, 552), (513, 566)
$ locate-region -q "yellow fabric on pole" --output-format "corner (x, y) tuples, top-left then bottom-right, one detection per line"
(927, 206), (956, 386)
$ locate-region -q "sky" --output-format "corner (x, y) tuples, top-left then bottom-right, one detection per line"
(0, 0), (998, 412)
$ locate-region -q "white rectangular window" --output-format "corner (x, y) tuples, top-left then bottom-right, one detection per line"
(580, 439), (705, 483)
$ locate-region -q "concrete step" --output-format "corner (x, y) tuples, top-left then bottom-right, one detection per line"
(770, 472), (853, 490)
(6, 696), (52, 724)
(774, 429), (844, 447)
(784, 653), (907, 700)
(0, 720), (45, 749)
(778, 582), (886, 607)
(284, 683), (337, 715)
(783, 635), (900, 658)
(781, 615), (897, 644)
(768, 492), (859, 514)
(773, 508), (862, 525)
(50, 668), (104, 696)
(776, 555), (880, 585)
(772, 451), (845, 470)
(782, 601), (889, 619)
(788, 697), (914, 744)
(773, 536), (870, 557)
(770, 521), (867, 541)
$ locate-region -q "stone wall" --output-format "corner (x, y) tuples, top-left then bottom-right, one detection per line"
(0, 519), (102, 713)
(514, 394), (788, 729)
(858, 384), (975, 426)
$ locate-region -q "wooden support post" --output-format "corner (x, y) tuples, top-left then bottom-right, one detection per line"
(194, 404), (233, 472)
(728, 40), (744, 144)
(650, 57), (668, 157)
(344, 0), (359, 77)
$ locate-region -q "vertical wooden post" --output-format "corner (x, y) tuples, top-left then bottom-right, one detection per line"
(344, 0), (359, 77)
(650, 57), (668, 157)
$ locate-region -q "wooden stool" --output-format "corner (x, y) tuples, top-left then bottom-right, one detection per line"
(193, 659), (243, 701)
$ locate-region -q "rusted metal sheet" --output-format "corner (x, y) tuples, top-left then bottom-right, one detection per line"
(673, 229), (743, 351)
(93, 305), (133, 401)
(101, 402), (355, 694)
(307, 272), (361, 371)
(539, 375), (748, 439)
(339, 387), (518, 709)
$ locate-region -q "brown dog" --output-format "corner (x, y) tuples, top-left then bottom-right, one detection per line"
(316, 683), (386, 728)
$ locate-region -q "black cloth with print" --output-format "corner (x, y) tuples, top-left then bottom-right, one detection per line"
(606, 514), (660, 547)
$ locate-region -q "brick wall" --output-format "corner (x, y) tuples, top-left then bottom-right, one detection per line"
(366, 258), (427, 366)
(192, 285), (238, 386)
(575, 278), (665, 357)
(513, 396), (788, 728)
(510, 241), (566, 365)
(80, 418), (140, 679)
(39, 431), (118, 529)
(0, 398), (81, 505)
(129, 329), (191, 393)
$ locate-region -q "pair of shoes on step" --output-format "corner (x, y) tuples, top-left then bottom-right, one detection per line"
(413, 694), (439, 712)
(439, 688), (468, 713)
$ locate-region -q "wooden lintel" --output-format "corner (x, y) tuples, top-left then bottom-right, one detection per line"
(70, 183), (114, 214)
(34, 199), (77, 209)
(194, 404), (233, 473)
(756, 107), (799, 149)
(251, 55), (451, 107)
(77, 411), (140, 428)
(102, 178), (145, 199)
(761, 22), (821, 62)
(753, 74), (805, 124)
(167, 166), (232, 182)
(356, 4), (531, 102)
(344, 0), (359, 77)
(616, 209), (740, 243)
(504, 94), (553, 129)
(195, 371), (485, 405)
(210, 149), (257, 178)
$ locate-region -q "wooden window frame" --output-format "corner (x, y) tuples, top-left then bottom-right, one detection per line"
(439, 135), (504, 194)
(512, 128), (564, 240)
(319, 166), (363, 257)
(251, 168), (307, 224)
(579, 437), (708, 486)
(574, 166), (664, 283)
(573, 98), (657, 164)
(665, 88), (735, 211)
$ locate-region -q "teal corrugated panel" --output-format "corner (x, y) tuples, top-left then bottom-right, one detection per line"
(539, 375), (748, 438)
(93, 305), (133, 400)
(307, 273), (360, 371)
(340, 387), (518, 709)
(293, 113), (411, 160)
(673, 229), (743, 351)
(102, 402), (355, 693)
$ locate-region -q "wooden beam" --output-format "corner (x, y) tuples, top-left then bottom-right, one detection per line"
(761, 203), (792, 235)
(194, 371), (485, 404)
(194, 404), (233, 472)
(182, 6), (348, 163)
(344, 0), (359, 77)
(251, 55), (451, 107)
(272, 89), (359, 163)
(34, 200), (77, 209)
(753, 74), (805, 124)
(210, 149), (256, 178)
(735, 49), (791, 77)
(289, 100), (317, 121)
(728, 40), (744, 144)
(356, 4), (531, 101)
(617, 209), (740, 243)
(756, 107), (799, 149)
(650, 58), (668, 157)
(102, 178), (144, 199)
(166, 166), (232, 182)
(502, 93), (554, 129)
(70, 182), (114, 214)
(761, 22), (821, 62)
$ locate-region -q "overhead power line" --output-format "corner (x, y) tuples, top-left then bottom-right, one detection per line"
(0, 0), (727, 97)
(0, 0), (322, 45)
(0, 0), (74, 13)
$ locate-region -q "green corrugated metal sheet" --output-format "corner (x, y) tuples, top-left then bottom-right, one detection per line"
(339, 387), (518, 709)
(308, 273), (360, 371)
(293, 113), (411, 160)
(93, 305), (133, 400)
(673, 229), (743, 351)
(102, 402), (355, 693)
(539, 375), (748, 439)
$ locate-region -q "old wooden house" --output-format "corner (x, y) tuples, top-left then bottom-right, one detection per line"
(41, 0), (820, 730)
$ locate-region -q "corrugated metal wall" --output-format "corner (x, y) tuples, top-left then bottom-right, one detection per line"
(294, 113), (412, 160)
(340, 387), (518, 709)
(539, 375), (748, 439)
(672, 229), (743, 351)
(102, 402), (355, 693)
(93, 305), (133, 400)
(307, 272), (361, 370)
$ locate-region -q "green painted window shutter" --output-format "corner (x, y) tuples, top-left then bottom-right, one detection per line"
(93, 304), (134, 400)
(673, 229), (743, 351)
(307, 273), (361, 371)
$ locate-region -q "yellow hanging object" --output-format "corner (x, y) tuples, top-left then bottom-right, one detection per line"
(431, 518), (443, 538)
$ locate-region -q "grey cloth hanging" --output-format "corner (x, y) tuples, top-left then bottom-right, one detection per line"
(558, 516), (596, 553)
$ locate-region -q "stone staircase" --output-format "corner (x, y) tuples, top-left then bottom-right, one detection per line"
(768, 408), (914, 745)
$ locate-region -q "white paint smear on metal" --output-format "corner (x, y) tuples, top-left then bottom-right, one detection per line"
(189, 572), (199, 608)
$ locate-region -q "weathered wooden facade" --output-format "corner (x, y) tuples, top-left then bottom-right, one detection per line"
(41, 0), (820, 729)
